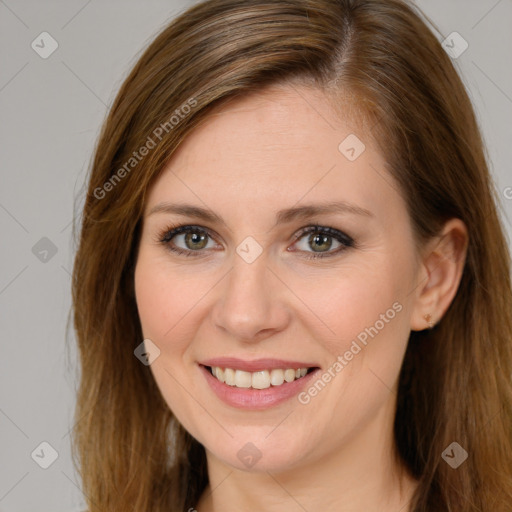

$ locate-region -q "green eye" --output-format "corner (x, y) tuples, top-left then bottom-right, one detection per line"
(158, 224), (355, 259)
(290, 225), (354, 259)
(159, 225), (215, 257)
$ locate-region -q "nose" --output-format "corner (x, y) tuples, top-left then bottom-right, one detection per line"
(211, 253), (291, 343)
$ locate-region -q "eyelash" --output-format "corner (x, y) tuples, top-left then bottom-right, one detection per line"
(156, 223), (355, 260)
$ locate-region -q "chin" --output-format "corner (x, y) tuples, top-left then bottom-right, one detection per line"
(200, 427), (315, 473)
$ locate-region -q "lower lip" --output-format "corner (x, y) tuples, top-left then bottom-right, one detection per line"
(199, 364), (320, 410)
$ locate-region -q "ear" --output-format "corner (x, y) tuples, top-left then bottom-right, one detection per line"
(410, 218), (469, 331)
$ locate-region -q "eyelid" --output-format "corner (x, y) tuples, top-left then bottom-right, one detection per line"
(292, 224), (354, 245)
(159, 224), (217, 244)
(157, 224), (222, 256)
(157, 223), (355, 259)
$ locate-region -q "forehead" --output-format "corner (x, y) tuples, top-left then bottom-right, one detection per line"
(145, 84), (401, 227)
(170, 85), (366, 171)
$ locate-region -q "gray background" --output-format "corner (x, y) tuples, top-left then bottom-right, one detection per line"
(0, 1), (511, 511)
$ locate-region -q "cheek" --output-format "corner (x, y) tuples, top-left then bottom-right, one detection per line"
(134, 252), (202, 431)
(292, 258), (412, 441)
(134, 250), (199, 342)
(134, 259), (170, 340)
(292, 256), (409, 359)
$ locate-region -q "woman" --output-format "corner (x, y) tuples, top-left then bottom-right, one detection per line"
(70, 0), (512, 510)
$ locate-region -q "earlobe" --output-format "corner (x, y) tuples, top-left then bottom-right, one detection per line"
(423, 313), (435, 329)
(410, 218), (469, 332)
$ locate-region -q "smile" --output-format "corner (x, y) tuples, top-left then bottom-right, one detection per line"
(207, 366), (313, 389)
(198, 360), (321, 410)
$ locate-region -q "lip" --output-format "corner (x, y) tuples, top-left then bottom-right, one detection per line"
(199, 357), (320, 372)
(199, 363), (321, 410)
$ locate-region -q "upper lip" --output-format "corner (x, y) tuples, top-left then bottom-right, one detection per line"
(199, 357), (320, 372)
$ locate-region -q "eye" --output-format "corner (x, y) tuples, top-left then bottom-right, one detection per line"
(157, 223), (355, 259)
(157, 224), (218, 257)
(290, 225), (355, 259)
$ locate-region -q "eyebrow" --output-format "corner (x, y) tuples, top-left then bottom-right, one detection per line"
(147, 201), (373, 227)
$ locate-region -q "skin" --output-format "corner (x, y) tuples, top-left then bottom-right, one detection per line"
(134, 83), (468, 512)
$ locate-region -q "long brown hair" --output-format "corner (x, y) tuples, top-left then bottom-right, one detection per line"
(70, 0), (512, 510)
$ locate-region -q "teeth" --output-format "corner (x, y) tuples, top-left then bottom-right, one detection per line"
(224, 368), (235, 386)
(209, 366), (311, 389)
(270, 369), (284, 386)
(284, 369), (296, 382)
(214, 366), (225, 383)
(234, 370), (252, 388)
(252, 370), (270, 389)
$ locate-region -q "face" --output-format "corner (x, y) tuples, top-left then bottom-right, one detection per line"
(134, 84), (423, 473)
